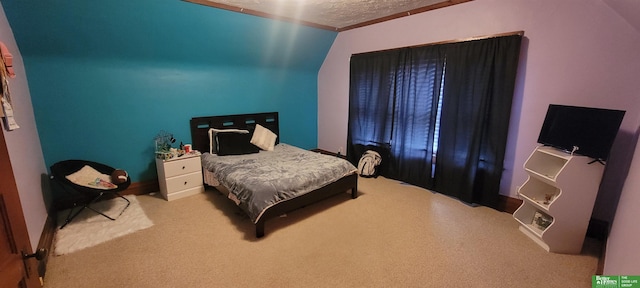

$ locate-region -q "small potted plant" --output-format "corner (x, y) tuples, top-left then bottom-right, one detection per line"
(154, 131), (176, 160)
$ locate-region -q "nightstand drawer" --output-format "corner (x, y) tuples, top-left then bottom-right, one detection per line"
(165, 172), (203, 194)
(163, 157), (201, 178)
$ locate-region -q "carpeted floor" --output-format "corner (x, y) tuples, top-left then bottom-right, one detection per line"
(43, 176), (600, 287)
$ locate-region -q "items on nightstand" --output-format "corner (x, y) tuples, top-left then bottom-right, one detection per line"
(153, 130), (196, 160)
(154, 130), (178, 160)
(154, 130), (175, 151)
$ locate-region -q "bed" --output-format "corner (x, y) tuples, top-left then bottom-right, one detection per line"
(190, 112), (358, 238)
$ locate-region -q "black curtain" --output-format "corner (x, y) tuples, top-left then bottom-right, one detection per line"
(433, 35), (522, 208)
(347, 49), (399, 158)
(348, 46), (445, 188)
(348, 34), (522, 208)
(390, 47), (445, 188)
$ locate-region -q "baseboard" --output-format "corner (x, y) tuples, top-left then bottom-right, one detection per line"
(587, 218), (609, 275)
(53, 179), (160, 211)
(36, 213), (56, 279)
(120, 179), (160, 196)
(497, 195), (522, 214)
(596, 235), (607, 275)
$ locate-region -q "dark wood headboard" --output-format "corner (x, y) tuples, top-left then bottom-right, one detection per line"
(190, 112), (279, 153)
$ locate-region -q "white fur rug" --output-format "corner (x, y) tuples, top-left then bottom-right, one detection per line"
(54, 195), (153, 255)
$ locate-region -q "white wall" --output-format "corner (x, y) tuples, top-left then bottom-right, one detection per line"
(604, 117), (640, 275)
(1, 3), (49, 249)
(318, 0), (640, 214)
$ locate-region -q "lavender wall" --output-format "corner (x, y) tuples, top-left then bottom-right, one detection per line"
(319, 0), (640, 274)
(0, 4), (48, 249)
(605, 117), (640, 274)
(318, 0), (640, 216)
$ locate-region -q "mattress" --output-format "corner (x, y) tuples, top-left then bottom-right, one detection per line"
(200, 143), (357, 223)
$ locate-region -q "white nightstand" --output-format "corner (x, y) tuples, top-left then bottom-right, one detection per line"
(155, 153), (204, 201)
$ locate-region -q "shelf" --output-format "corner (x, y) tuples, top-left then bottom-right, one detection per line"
(513, 203), (553, 237)
(534, 146), (573, 159)
(518, 226), (550, 252)
(523, 147), (569, 181)
(521, 222), (545, 236)
(513, 145), (605, 254)
(518, 178), (560, 211)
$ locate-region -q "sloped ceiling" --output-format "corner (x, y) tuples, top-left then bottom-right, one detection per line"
(185, 0), (472, 31)
(185, 0), (640, 34)
(603, 0), (640, 33)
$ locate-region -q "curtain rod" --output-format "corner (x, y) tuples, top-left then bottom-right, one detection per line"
(353, 30), (524, 56)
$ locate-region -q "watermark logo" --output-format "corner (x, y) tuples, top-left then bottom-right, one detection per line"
(594, 276), (618, 288)
(593, 275), (640, 288)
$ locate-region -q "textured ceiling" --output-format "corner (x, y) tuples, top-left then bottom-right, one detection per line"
(186, 0), (470, 31)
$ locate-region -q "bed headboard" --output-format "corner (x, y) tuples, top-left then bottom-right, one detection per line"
(190, 112), (280, 153)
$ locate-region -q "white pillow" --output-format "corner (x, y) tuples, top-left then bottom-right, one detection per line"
(250, 124), (277, 151)
(208, 128), (249, 154)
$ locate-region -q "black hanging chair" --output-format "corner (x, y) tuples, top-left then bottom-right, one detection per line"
(50, 160), (131, 229)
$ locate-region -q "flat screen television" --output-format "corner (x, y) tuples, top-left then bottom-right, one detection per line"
(537, 104), (625, 161)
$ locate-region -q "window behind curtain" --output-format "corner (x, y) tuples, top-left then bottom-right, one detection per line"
(347, 50), (399, 147)
(348, 46), (445, 188)
(434, 35), (522, 207)
(348, 33), (522, 208)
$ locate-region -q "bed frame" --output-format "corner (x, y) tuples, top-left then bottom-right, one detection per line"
(190, 112), (358, 238)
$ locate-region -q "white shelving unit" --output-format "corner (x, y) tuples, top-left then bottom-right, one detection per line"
(513, 146), (604, 254)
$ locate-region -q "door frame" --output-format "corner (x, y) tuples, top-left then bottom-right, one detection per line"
(0, 126), (42, 287)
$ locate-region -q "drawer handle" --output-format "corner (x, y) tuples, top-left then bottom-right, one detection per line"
(184, 181), (187, 185)
(182, 166), (186, 170)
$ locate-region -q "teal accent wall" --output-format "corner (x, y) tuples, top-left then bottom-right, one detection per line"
(2, 0), (336, 187)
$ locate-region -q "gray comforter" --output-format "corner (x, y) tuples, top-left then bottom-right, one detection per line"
(201, 144), (357, 223)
